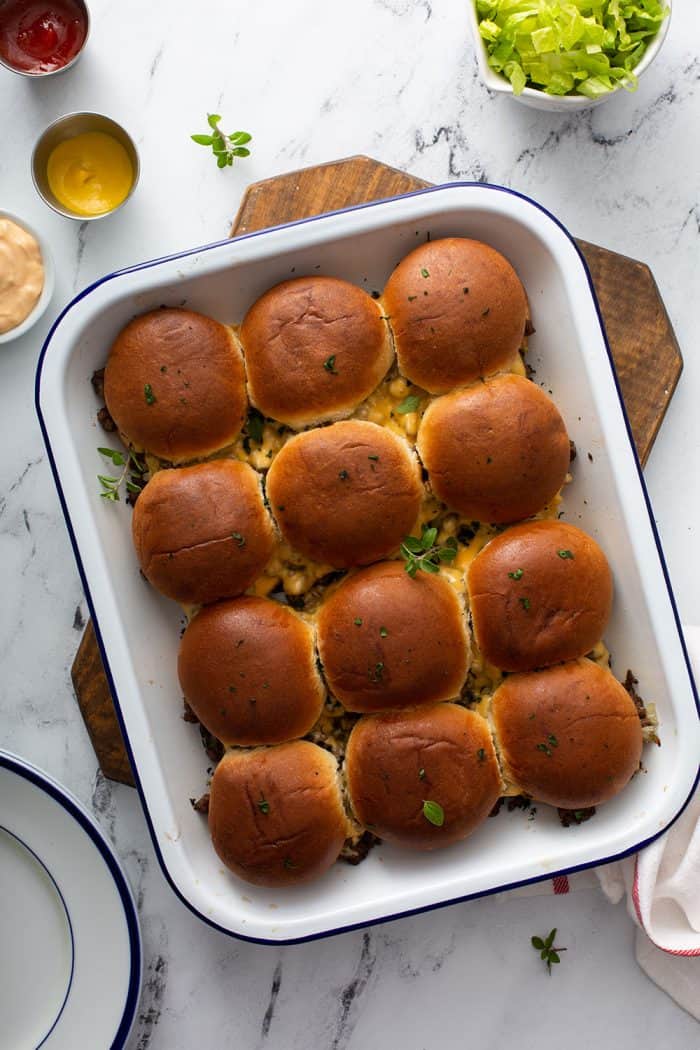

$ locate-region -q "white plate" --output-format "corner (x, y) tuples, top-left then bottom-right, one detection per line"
(0, 752), (141, 1047)
(35, 182), (700, 944)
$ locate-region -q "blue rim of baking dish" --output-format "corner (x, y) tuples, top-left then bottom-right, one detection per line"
(34, 180), (700, 946)
(0, 752), (142, 1045)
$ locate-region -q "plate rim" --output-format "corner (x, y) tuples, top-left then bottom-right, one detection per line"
(0, 751), (142, 1047)
(34, 180), (700, 944)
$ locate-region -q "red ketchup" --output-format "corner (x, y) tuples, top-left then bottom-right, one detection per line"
(0, 0), (87, 74)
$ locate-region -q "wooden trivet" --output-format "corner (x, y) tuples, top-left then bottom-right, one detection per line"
(70, 155), (683, 787)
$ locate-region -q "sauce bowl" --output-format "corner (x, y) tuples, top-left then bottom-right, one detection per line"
(31, 111), (140, 221)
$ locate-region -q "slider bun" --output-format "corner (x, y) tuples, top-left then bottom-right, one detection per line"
(177, 597), (325, 746)
(240, 276), (393, 428)
(382, 238), (528, 394)
(417, 375), (570, 522)
(346, 704), (502, 850)
(317, 561), (470, 712)
(208, 742), (349, 886)
(132, 460), (275, 605)
(266, 420), (423, 568)
(104, 308), (247, 461)
(491, 659), (643, 809)
(468, 521), (612, 672)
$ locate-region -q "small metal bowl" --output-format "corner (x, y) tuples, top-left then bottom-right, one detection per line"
(0, 211), (55, 345)
(31, 111), (140, 221)
(0, 0), (90, 78)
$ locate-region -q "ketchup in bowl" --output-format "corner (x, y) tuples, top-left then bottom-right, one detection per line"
(0, 0), (88, 75)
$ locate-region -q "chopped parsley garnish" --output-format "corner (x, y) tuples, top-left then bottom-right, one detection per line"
(380, 626), (388, 638)
(536, 735), (558, 757)
(257, 796), (270, 814)
(231, 531), (245, 547)
(519, 596), (531, 612)
(407, 295), (417, 302)
(323, 354), (338, 374)
(508, 568), (524, 580)
(368, 661), (384, 682)
(420, 268), (430, 278)
(396, 394), (421, 414)
(368, 454), (379, 461)
(418, 768), (426, 780)
(244, 408), (265, 445)
(144, 383), (156, 405)
(354, 617), (363, 626)
(422, 800), (444, 826)
(558, 549), (575, 559)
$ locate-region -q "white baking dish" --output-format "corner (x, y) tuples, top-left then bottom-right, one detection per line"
(36, 183), (700, 944)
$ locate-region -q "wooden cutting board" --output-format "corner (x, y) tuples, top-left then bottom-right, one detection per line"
(71, 155), (683, 787)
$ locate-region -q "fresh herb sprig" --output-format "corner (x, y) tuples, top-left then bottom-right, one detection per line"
(192, 114), (252, 169)
(401, 526), (458, 578)
(531, 928), (567, 975)
(97, 447), (146, 502)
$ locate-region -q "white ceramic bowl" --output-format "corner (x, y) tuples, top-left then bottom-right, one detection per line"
(36, 183), (700, 944)
(0, 211), (55, 345)
(466, 1), (672, 111)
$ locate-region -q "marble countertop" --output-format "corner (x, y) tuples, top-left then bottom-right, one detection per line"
(1, 1), (699, 1046)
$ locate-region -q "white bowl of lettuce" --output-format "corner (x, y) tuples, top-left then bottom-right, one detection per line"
(468, 1), (671, 111)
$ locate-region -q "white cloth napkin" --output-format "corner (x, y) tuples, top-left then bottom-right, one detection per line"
(595, 624), (700, 1019)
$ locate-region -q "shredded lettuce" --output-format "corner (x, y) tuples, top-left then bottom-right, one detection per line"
(475, 1), (669, 97)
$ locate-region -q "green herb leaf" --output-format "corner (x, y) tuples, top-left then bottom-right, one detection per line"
(232, 532), (245, 548)
(420, 268), (430, 278)
(323, 354), (338, 374)
(531, 936), (545, 950)
(380, 626), (388, 638)
(257, 796), (270, 814)
(97, 447), (126, 466)
(508, 568), (524, 580)
(354, 617), (363, 626)
(422, 800), (444, 827)
(144, 383), (156, 405)
(558, 549), (575, 559)
(422, 526), (438, 548)
(519, 596), (531, 611)
(402, 536), (425, 554)
(193, 113), (253, 170)
(396, 394), (421, 414)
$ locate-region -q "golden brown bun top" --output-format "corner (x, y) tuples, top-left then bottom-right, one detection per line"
(383, 238), (528, 394)
(208, 743), (349, 887)
(104, 308), (247, 461)
(177, 597), (325, 747)
(417, 375), (570, 523)
(491, 659), (643, 809)
(132, 460), (275, 605)
(316, 560), (470, 712)
(266, 420), (423, 568)
(240, 276), (393, 429)
(468, 520), (612, 672)
(346, 704), (502, 850)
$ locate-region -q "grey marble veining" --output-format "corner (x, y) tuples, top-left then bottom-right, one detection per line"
(1, 1), (699, 1047)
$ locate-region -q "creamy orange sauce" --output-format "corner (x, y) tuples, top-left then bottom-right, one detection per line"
(0, 218), (44, 334)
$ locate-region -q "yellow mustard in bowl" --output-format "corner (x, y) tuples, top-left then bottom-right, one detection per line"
(47, 131), (133, 217)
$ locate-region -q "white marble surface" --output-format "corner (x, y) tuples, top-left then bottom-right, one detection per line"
(1, 1), (699, 1046)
